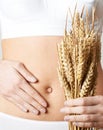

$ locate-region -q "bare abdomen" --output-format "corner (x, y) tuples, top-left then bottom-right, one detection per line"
(0, 36), (65, 121)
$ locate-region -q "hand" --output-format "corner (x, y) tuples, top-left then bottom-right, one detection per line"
(60, 96), (103, 128)
(0, 60), (47, 115)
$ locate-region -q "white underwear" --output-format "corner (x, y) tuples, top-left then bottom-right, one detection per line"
(0, 112), (68, 130)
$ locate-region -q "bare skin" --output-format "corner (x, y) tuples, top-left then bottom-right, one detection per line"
(0, 36), (65, 121)
(0, 36), (103, 126)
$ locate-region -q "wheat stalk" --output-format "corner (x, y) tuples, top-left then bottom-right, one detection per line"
(57, 7), (101, 130)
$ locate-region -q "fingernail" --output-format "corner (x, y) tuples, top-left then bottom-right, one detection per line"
(19, 105), (28, 113)
(64, 116), (69, 121)
(31, 77), (38, 82)
(22, 108), (28, 112)
(42, 102), (47, 107)
(40, 108), (46, 113)
(32, 110), (39, 115)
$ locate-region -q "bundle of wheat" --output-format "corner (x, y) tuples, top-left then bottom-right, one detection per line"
(57, 7), (101, 130)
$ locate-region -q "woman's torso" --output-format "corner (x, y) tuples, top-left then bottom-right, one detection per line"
(0, 36), (66, 121)
(0, 0), (103, 121)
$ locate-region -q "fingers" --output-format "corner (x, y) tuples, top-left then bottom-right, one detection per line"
(4, 95), (29, 113)
(73, 122), (103, 128)
(16, 88), (46, 114)
(13, 62), (38, 83)
(63, 113), (103, 128)
(0, 60), (48, 114)
(6, 94), (39, 115)
(64, 114), (100, 122)
(60, 106), (98, 114)
(61, 96), (103, 128)
(64, 96), (102, 107)
(20, 81), (47, 107)
(3, 78), (48, 115)
(12, 61), (48, 110)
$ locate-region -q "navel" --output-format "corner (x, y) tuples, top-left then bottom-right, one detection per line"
(46, 87), (53, 93)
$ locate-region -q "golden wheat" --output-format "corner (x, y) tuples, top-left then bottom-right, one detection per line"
(57, 7), (101, 130)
